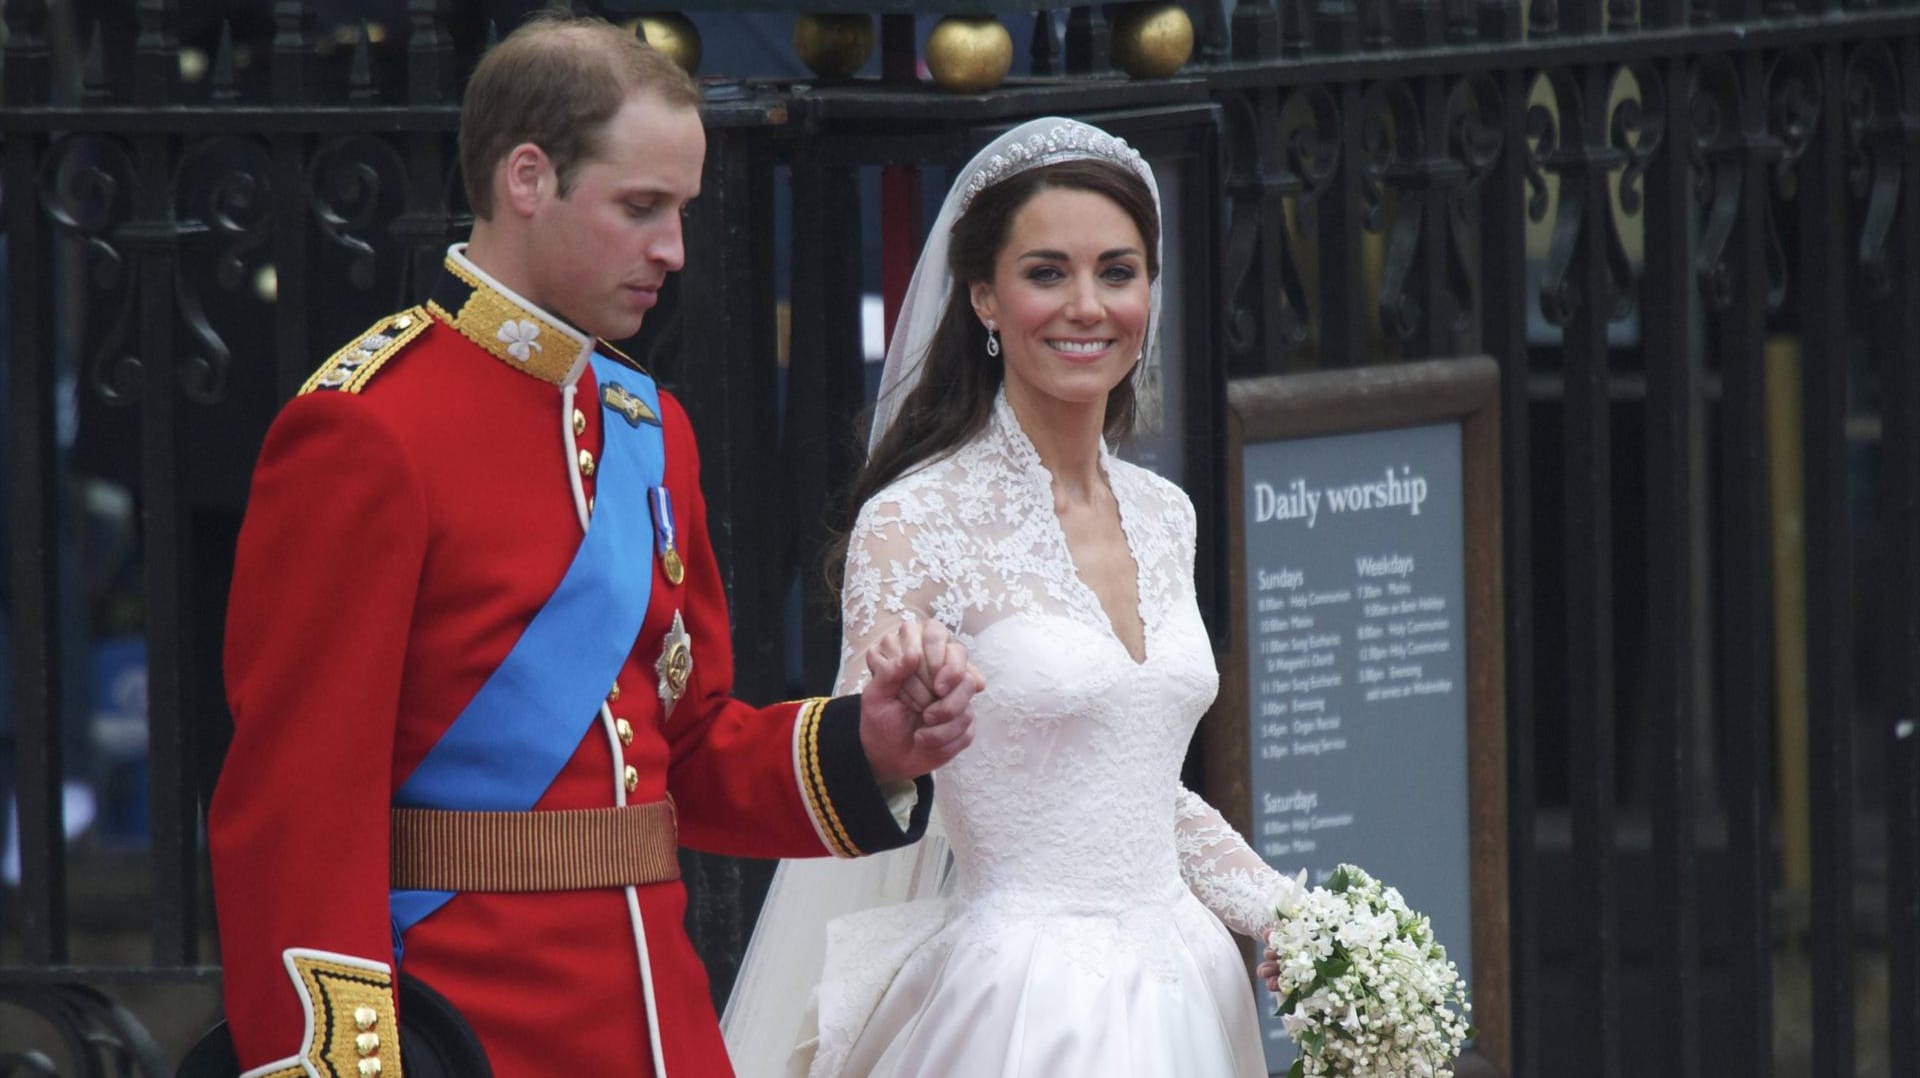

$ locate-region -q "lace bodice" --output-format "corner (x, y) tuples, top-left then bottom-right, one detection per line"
(835, 393), (1287, 938)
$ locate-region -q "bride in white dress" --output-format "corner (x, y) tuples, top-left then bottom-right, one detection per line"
(723, 118), (1295, 1078)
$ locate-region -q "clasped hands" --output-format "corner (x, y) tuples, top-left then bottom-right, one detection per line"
(858, 620), (984, 786)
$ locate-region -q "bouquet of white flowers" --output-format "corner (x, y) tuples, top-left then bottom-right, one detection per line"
(1266, 864), (1474, 1078)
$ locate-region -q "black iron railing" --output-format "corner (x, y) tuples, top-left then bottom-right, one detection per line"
(2, 1), (1917, 1075)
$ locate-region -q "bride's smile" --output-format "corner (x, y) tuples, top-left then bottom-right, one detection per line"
(970, 186), (1152, 419)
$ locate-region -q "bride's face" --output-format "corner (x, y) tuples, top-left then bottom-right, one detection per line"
(970, 186), (1151, 417)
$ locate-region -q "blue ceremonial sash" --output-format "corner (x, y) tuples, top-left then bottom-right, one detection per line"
(389, 354), (665, 944)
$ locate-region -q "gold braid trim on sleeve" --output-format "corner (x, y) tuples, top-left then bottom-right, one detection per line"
(795, 698), (862, 858)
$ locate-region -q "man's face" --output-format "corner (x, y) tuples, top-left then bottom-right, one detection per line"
(523, 91), (705, 342)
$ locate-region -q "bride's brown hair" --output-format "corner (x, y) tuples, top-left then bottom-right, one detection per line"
(828, 158), (1161, 591)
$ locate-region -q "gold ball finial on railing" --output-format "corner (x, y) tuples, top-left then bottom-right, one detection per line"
(926, 16), (1013, 94)
(793, 14), (875, 81)
(1112, 3), (1194, 79)
(626, 13), (702, 75)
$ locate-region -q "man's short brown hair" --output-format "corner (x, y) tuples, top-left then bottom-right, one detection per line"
(459, 11), (701, 219)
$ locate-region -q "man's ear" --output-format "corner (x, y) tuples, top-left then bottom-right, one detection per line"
(968, 281), (996, 327)
(499, 142), (552, 217)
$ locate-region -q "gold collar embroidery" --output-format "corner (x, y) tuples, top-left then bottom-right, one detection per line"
(426, 247), (590, 386)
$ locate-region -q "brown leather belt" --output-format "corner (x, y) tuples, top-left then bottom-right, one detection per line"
(389, 801), (679, 892)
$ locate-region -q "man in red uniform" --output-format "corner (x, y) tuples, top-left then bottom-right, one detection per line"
(207, 14), (979, 1078)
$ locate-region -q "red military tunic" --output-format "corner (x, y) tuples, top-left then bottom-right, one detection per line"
(208, 248), (928, 1078)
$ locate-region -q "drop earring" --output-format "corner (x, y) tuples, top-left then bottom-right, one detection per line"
(984, 323), (1000, 357)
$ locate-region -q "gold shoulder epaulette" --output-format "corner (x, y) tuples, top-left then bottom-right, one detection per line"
(300, 306), (431, 395)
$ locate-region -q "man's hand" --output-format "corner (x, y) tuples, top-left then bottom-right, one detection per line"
(859, 620), (982, 785)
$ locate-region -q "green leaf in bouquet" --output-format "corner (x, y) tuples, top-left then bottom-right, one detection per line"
(1317, 940), (1354, 978)
(1287, 1061), (1306, 1078)
(1315, 954), (1350, 980)
(1329, 865), (1353, 893)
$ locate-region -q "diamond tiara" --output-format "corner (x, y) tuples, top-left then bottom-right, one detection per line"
(959, 122), (1150, 212)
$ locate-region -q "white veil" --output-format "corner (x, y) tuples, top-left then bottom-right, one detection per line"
(720, 117), (1163, 1078)
(719, 807), (952, 1077)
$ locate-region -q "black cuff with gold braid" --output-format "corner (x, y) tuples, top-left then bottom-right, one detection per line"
(798, 696), (934, 858)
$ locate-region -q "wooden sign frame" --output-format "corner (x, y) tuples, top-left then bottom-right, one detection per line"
(1205, 356), (1510, 1076)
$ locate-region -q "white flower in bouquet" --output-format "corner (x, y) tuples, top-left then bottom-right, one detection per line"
(1266, 864), (1474, 1078)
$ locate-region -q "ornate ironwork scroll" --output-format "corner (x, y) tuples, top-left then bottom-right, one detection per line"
(1361, 80), (1426, 340)
(1690, 51), (1747, 311)
(1843, 39), (1901, 298)
(40, 135), (140, 405)
(1533, 64), (1665, 329)
(172, 135), (275, 404)
(1766, 49), (1825, 311)
(1221, 83), (1340, 367)
(1611, 63), (1668, 321)
(1530, 71), (1589, 327)
(1445, 73), (1507, 336)
(1361, 74), (1505, 347)
(308, 134), (407, 293)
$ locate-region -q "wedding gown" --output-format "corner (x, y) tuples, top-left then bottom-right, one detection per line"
(781, 391), (1287, 1078)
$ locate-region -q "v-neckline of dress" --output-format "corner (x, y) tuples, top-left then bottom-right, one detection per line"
(991, 392), (1154, 668)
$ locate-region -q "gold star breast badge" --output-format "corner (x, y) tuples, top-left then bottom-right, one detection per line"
(657, 610), (693, 718)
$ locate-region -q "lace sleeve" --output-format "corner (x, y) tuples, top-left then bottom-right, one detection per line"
(834, 488), (951, 695)
(1174, 785), (1294, 939)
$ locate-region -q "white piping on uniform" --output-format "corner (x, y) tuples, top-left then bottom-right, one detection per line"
(566, 385), (669, 1078)
(609, 698), (669, 1077)
(626, 884), (671, 1076)
(562, 384), (592, 527)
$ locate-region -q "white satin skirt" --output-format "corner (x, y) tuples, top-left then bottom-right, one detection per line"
(803, 888), (1268, 1078)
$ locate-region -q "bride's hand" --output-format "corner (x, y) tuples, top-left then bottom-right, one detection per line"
(859, 620), (984, 784)
(1255, 942), (1283, 994)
